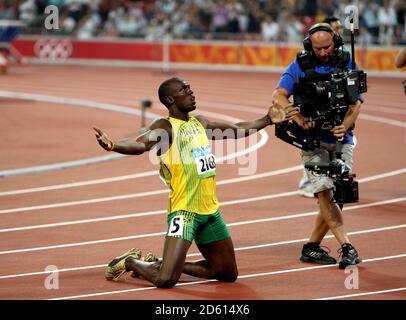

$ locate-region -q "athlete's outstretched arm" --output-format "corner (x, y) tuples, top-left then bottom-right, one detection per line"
(196, 101), (298, 139)
(94, 118), (172, 155)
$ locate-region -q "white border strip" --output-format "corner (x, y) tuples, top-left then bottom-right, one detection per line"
(315, 287), (406, 300)
(0, 91), (268, 177)
(25, 57), (406, 78)
(48, 253), (406, 300)
(0, 197), (404, 255)
(1, 222), (405, 280)
(1, 167), (404, 215)
(0, 91), (159, 177)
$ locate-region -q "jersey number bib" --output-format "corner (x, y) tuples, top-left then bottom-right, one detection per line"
(192, 146), (216, 179)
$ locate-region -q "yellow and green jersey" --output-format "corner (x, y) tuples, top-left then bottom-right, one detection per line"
(159, 116), (219, 215)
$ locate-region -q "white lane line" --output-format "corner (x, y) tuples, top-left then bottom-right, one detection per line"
(48, 253), (406, 300)
(0, 125), (268, 199)
(0, 91), (160, 178)
(0, 154), (126, 178)
(0, 171), (158, 196)
(0, 165), (302, 214)
(358, 114), (406, 128)
(0, 210), (167, 233)
(0, 91), (268, 177)
(365, 105), (406, 116)
(356, 168), (406, 183)
(0, 197), (404, 255)
(0, 188), (403, 238)
(0, 142), (274, 197)
(1, 222), (405, 280)
(0, 190), (299, 233)
(0, 165), (404, 217)
(315, 287), (406, 300)
(0, 189), (169, 214)
(1, 99), (404, 195)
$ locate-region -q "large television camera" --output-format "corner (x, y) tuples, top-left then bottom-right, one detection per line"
(275, 69), (367, 152)
(294, 69), (367, 130)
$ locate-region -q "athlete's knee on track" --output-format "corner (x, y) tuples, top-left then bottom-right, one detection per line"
(155, 273), (180, 288)
(216, 267), (238, 283)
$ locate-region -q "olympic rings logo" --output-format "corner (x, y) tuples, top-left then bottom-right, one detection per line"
(34, 39), (73, 61)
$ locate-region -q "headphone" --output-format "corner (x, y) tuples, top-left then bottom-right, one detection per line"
(303, 24), (344, 53)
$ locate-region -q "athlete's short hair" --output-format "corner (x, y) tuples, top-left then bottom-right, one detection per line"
(158, 77), (182, 107)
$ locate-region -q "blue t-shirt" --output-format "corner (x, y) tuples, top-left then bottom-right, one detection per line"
(276, 56), (361, 144)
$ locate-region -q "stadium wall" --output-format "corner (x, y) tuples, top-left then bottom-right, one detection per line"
(12, 36), (406, 76)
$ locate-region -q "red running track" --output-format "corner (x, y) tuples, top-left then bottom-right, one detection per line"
(0, 65), (405, 300)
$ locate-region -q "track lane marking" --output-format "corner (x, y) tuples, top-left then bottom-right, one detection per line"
(1, 223), (405, 280)
(315, 287), (406, 300)
(47, 253), (406, 300)
(0, 91), (268, 177)
(0, 165), (300, 214)
(0, 198), (404, 255)
(0, 167), (404, 215)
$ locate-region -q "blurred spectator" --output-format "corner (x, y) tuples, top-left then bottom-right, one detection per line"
(279, 9), (304, 43)
(317, 0), (337, 18)
(115, 8), (146, 38)
(395, 0), (406, 43)
(0, 0), (17, 20)
(8, 0), (406, 45)
(226, 0), (242, 33)
(144, 13), (170, 41)
(211, 0), (229, 33)
(378, 0), (398, 46)
(261, 14), (279, 42)
(60, 7), (77, 33)
(18, 0), (37, 25)
(363, 0), (381, 43)
(323, 16), (344, 35)
(65, 0), (91, 24)
(48, 0), (66, 7)
(236, 3), (249, 33)
(76, 7), (101, 39)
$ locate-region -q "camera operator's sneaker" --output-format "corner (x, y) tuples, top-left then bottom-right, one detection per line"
(105, 248), (141, 281)
(300, 242), (337, 264)
(299, 183), (315, 198)
(338, 243), (362, 269)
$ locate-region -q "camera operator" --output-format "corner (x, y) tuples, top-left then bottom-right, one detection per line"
(272, 23), (363, 269)
(298, 17), (347, 198)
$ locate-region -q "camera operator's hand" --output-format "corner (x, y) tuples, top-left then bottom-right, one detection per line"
(330, 124), (347, 140)
(268, 101), (299, 123)
(293, 114), (316, 130)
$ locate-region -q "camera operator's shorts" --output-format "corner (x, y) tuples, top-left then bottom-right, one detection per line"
(166, 210), (230, 245)
(301, 142), (354, 195)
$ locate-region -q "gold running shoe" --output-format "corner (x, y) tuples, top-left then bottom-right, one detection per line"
(105, 248), (141, 281)
(142, 252), (159, 262)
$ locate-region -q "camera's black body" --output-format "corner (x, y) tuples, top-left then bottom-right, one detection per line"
(293, 69), (367, 130)
(275, 69), (367, 152)
(304, 159), (359, 204)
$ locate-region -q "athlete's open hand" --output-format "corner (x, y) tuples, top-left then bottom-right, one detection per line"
(268, 100), (299, 124)
(93, 127), (114, 151)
